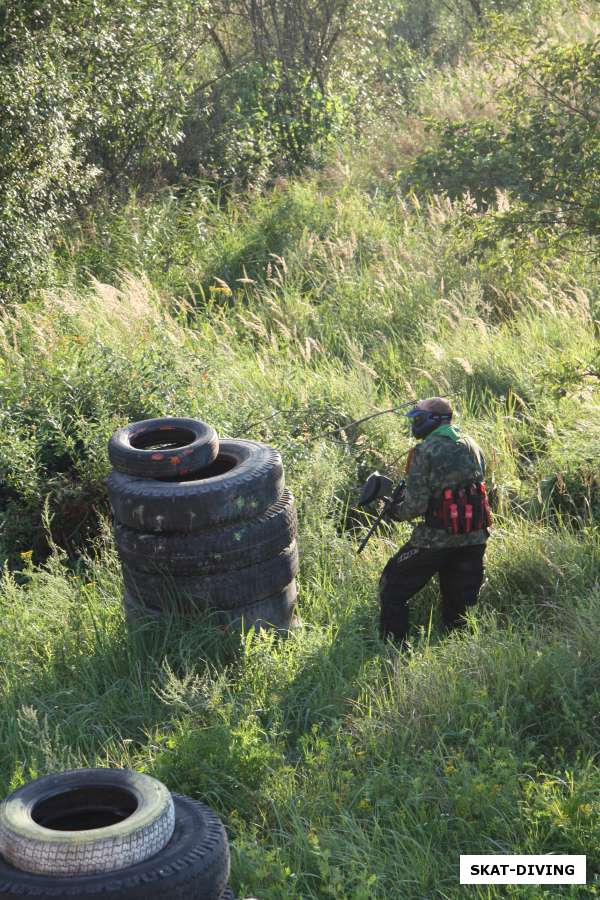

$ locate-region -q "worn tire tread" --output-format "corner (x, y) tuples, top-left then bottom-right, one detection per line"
(114, 490), (297, 574)
(0, 796), (229, 899)
(122, 543), (299, 611)
(108, 440), (284, 533)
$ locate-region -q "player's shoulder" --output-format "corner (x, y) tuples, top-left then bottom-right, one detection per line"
(460, 433), (484, 456)
(422, 433), (453, 458)
(406, 441), (428, 470)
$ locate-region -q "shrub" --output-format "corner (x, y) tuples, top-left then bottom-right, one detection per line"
(0, 35), (96, 301)
(0, 0), (206, 300)
(403, 38), (600, 246)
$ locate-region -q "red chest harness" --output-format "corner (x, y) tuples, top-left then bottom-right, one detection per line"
(405, 448), (492, 535)
(425, 482), (492, 534)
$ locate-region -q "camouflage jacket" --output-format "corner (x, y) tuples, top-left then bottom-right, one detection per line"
(389, 424), (489, 548)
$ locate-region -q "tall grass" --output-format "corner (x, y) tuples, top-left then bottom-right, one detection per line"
(1, 5), (599, 896)
(2, 197), (597, 897)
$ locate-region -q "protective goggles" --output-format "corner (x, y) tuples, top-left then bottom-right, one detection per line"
(405, 408), (430, 428)
(405, 407), (451, 435)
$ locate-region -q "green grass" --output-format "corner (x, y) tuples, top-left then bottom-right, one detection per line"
(1, 521), (598, 897)
(1, 206), (597, 897)
(1, 7), (599, 896)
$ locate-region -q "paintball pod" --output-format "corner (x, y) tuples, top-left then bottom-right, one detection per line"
(357, 472), (406, 554)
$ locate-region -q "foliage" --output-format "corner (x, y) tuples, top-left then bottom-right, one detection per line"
(181, 61), (345, 186)
(0, 0), (393, 295)
(0, 0), (208, 299)
(364, 0), (556, 118)
(5, 173), (599, 560)
(403, 38), (600, 246)
(1, 0), (207, 180)
(491, 37), (600, 242)
(404, 120), (522, 202)
(1, 0), (579, 300)
(384, 0), (530, 65)
(0, 525), (598, 898)
(0, 31), (96, 300)
(178, 0), (388, 184)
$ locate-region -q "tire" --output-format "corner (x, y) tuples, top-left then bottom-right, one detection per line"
(125, 582), (298, 634)
(114, 490), (297, 575)
(0, 769), (174, 877)
(108, 417), (218, 479)
(123, 589), (162, 621)
(108, 440), (284, 533)
(214, 581), (297, 632)
(0, 795), (229, 900)
(122, 542), (299, 612)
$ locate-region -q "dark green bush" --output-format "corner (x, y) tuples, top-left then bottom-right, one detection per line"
(179, 61), (345, 187)
(402, 39), (600, 244)
(0, 0), (205, 300)
(404, 119), (524, 204)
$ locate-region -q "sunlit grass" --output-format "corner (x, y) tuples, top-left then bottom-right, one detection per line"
(1, 6), (599, 894)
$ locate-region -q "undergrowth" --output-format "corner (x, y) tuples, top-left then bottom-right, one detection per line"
(0, 4), (598, 897)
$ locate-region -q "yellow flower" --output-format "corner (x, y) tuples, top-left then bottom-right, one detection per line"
(20, 550), (33, 560)
(210, 284), (232, 295)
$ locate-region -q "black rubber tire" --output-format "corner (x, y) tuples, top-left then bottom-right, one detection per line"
(124, 582), (298, 633)
(108, 417), (218, 479)
(107, 440), (284, 533)
(214, 581), (297, 632)
(0, 769), (174, 876)
(123, 590), (162, 621)
(114, 490), (297, 575)
(0, 795), (229, 899)
(121, 542), (299, 612)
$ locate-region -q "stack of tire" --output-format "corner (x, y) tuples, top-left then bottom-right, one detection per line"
(0, 768), (238, 899)
(107, 417), (299, 631)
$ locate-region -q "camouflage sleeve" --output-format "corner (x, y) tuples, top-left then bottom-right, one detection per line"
(388, 445), (431, 522)
(468, 437), (486, 478)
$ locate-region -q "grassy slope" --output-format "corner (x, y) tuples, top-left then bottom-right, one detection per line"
(1, 9), (599, 900)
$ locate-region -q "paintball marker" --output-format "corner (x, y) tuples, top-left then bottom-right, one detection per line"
(357, 472), (406, 554)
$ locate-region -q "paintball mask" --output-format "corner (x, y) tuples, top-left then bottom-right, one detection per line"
(405, 397), (452, 439)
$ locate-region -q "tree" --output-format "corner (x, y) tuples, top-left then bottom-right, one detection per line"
(403, 38), (600, 248)
(0, 0), (211, 299)
(176, 0), (388, 182)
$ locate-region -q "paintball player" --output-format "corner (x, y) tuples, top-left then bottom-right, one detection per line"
(378, 397), (491, 645)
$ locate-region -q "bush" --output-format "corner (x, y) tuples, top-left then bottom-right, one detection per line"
(0, 35), (96, 301)
(0, 0), (206, 300)
(180, 60), (347, 188)
(402, 38), (600, 246)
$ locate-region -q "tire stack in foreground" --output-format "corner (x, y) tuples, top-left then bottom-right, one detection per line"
(0, 768), (237, 899)
(107, 417), (299, 631)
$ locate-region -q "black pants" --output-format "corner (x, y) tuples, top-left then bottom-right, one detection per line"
(378, 541), (486, 643)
